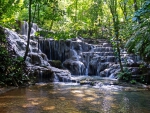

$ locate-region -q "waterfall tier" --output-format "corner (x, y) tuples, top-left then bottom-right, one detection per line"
(39, 37), (150, 81)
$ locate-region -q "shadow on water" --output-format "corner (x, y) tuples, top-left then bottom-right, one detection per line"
(0, 82), (150, 113)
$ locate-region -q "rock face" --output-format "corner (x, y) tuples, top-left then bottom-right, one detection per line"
(40, 37), (149, 80)
(5, 21), (71, 83)
(39, 38), (117, 76)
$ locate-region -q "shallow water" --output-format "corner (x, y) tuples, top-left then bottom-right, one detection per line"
(0, 82), (150, 113)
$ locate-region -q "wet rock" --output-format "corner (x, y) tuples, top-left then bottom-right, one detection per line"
(49, 60), (62, 68)
(5, 23), (71, 83)
(63, 59), (85, 75)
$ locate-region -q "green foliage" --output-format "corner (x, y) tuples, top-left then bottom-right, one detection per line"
(0, 27), (25, 86)
(118, 68), (132, 82)
(38, 30), (75, 40)
(0, 0), (23, 28)
(133, 0), (150, 21)
(130, 80), (137, 84)
(126, 0), (150, 61)
(49, 60), (62, 68)
(54, 31), (75, 40)
(20, 0), (64, 30)
(126, 4), (150, 61)
(0, 0), (145, 41)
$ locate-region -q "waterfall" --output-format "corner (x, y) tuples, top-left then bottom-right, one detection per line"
(39, 70), (43, 83)
(53, 73), (59, 82)
(85, 55), (90, 76)
(5, 21), (71, 83)
(49, 41), (52, 60)
(40, 38), (118, 77)
(5, 21), (149, 84)
(36, 34), (145, 79)
(21, 21), (28, 36)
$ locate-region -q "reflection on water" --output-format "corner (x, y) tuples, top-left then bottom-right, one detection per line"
(0, 83), (150, 113)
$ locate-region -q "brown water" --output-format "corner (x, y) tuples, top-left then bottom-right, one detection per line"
(0, 83), (150, 113)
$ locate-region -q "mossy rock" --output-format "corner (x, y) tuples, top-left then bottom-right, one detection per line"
(49, 60), (62, 68)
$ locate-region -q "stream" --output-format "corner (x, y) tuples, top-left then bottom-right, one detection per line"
(2, 23), (150, 113)
(0, 82), (150, 113)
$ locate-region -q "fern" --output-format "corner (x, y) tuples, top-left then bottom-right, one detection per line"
(126, 2), (150, 61)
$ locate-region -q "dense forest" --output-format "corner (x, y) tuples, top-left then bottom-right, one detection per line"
(0, 0), (150, 86)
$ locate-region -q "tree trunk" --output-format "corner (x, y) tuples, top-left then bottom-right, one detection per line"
(24, 0), (32, 61)
(37, 2), (40, 52)
(113, 15), (124, 72)
(108, 0), (124, 72)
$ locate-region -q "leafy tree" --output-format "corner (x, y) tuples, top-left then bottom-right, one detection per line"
(0, 26), (25, 86)
(126, 0), (150, 61)
(106, 0), (124, 72)
(0, 0), (23, 28)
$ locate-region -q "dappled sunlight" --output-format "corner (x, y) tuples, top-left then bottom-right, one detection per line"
(84, 89), (95, 94)
(43, 106), (55, 110)
(84, 91), (100, 98)
(71, 90), (83, 94)
(59, 97), (66, 100)
(49, 91), (57, 94)
(0, 103), (7, 107)
(111, 103), (119, 109)
(112, 92), (119, 95)
(0, 83), (150, 113)
(71, 89), (86, 97)
(74, 93), (85, 97)
(91, 101), (101, 105)
(22, 103), (34, 108)
(83, 97), (95, 101)
(27, 97), (39, 101)
(28, 97), (48, 102)
(104, 95), (114, 101)
(31, 101), (40, 105)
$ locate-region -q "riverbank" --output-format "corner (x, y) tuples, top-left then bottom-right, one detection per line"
(0, 86), (17, 95)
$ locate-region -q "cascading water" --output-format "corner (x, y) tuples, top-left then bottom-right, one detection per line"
(5, 21), (71, 83)
(39, 37), (146, 83)
(39, 70), (43, 83)
(5, 21), (148, 84)
(39, 38), (116, 77)
(21, 21), (28, 36)
(85, 55), (90, 76)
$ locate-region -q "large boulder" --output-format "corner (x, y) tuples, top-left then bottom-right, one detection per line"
(27, 66), (71, 83)
(63, 59), (85, 75)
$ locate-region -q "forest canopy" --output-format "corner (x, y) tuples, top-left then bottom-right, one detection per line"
(0, 0), (150, 60)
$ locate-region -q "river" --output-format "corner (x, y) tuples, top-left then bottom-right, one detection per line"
(0, 82), (150, 113)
